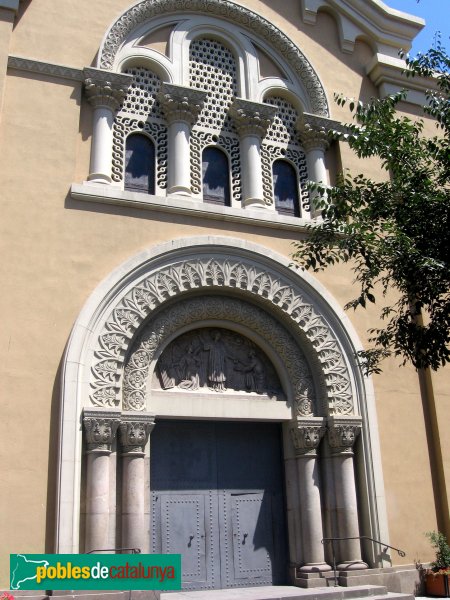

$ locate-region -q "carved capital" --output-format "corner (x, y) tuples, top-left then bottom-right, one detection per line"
(83, 408), (121, 453)
(290, 417), (326, 456)
(84, 68), (132, 111)
(158, 83), (206, 125)
(230, 98), (277, 138)
(119, 412), (155, 455)
(327, 416), (362, 454)
(297, 121), (329, 152)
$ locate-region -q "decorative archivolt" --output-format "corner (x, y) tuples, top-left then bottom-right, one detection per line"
(89, 255), (353, 415)
(98, 0), (329, 116)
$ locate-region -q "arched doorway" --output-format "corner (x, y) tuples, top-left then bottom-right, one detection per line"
(57, 237), (389, 587)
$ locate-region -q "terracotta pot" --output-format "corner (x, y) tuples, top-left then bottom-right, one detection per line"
(426, 572), (450, 597)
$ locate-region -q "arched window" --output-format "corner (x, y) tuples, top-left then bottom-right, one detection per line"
(273, 159), (300, 217)
(124, 134), (155, 194)
(202, 147), (231, 206)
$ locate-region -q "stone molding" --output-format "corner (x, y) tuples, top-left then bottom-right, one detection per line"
(290, 417), (326, 456)
(98, 0), (329, 116)
(327, 416), (362, 454)
(8, 55), (84, 81)
(229, 98), (277, 138)
(82, 408), (121, 454)
(123, 296), (316, 415)
(297, 121), (330, 152)
(158, 83), (207, 125)
(88, 251), (354, 416)
(84, 68), (133, 111)
(119, 412), (155, 455)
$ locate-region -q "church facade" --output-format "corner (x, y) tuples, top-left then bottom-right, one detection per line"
(0, 0), (449, 594)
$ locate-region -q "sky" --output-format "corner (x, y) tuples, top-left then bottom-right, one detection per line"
(382, 0), (450, 55)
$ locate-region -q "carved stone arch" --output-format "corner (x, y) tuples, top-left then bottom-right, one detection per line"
(98, 0), (329, 116)
(122, 295), (320, 416)
(89, 242), (355, 416)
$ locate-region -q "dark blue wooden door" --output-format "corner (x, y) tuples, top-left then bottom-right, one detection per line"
(151, 420), (287, 591)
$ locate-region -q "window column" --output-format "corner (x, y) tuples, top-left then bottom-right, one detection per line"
(83, 408), (121, 552)
(297, 117), (330, 217)
(119, 413), (155, 553)
(158, 83), (206, 196)
(290, 418), (332, 572)
(84, 68), (132, 184)
(327, 416), (368, 570)
(230, 99), (276, 209)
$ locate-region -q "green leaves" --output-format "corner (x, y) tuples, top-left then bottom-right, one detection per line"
(293, 46), (450, 375)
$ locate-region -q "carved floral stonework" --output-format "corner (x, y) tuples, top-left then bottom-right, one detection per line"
(123, 297), (314, 413)
(297, 122), (330, 152)
(158, 84), (207, 126)
(290, 418), (326, 456)
(83, 409), (121, 453)
(89, 254), (354, 416)
(327, 417), (362, 454)
(229, 99), (277, 138)
(119, 413), (155, 454)
(98, 0), (329, 116)
(84, 68), (132, 112)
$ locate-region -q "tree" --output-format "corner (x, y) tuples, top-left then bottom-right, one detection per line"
(292, 41), (450, 374)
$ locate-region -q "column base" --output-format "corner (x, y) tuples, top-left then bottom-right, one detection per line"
(242, 196), (267, 209)
(337, 560), (369, 570)
(298, 562), (332, 573)
(168, 185), (191, 196)
(87, 173), (112, 184)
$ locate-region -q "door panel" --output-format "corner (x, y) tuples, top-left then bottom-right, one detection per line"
(151, 420), (287, 590)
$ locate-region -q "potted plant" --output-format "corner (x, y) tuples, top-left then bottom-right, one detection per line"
(425, 531), (450, 597)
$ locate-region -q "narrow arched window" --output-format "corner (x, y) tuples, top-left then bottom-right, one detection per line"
(124, 133), (155, 194)
(273, 159), (300, 217)
(202, 147), (230, 206)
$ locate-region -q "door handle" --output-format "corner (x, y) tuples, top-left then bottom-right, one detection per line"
(243, 533), (248, 544)
(188, 534), (194, 548)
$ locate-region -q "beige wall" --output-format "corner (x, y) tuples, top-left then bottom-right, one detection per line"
(0, 0), (447, 588)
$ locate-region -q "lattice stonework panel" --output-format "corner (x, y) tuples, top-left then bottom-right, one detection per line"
(112, 67), (167, 189)
(261, 96), (309, 210)
(189, 38), (237, 132)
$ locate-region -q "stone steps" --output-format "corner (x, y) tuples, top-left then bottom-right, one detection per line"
(160, 584), (414, 600)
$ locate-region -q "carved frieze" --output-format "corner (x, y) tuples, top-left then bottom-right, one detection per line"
(98, 0), (329, 116)
(290, 417), (326, 456)
(119, 413), (155, 454)
(327, 416), (362, 454)
(89, 255), (354, 416)
(83, 409), (121, 453)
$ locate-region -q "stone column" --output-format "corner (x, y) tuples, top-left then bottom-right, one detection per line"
(297, 118), (330, 217)
(84, 68), (132, 184)
(290, 418), (331, 572)
(158, 83), (206, 196)
(119, 413), (155, 552)
(83, 408), (121, 552)
(230, 99), (276, 209)
(327, 416), (368, 570)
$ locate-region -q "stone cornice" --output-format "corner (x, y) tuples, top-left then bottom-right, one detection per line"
(84, 68), (133, 111)
(8, 55), (84, 81)
(290, 417), (326, 456)
(229, 98), (277, 138)
(83, 408), (121, 454)
(157, 83), (206, 125)
(119, 412), (155, 455)
(327, 416), (362, 454)
(0, 0), (20, 13)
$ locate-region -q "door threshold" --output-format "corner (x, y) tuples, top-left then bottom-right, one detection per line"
(160, 586), (312, 599)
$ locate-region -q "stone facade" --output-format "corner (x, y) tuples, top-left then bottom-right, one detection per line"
(0, 0), (448, 594)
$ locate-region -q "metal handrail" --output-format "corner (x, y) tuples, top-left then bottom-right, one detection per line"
(86, 547), (141, 554)
(321, 536), (406, 587)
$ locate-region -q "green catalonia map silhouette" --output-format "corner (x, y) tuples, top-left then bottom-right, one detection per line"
(10, 555), (50, 590)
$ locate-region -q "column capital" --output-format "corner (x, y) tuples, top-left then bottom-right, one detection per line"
(297, 121), (329, 152)
(83, 408), (121, 454)
(229, 98), (277, 138)
(83, 67), (132, 111)
(290, 417), (326, 456)
(158, 83), (206, 125)
(327, 416), (362, 454)
(119, 412), (155, 455)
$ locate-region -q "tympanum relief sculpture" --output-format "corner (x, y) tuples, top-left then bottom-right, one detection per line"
(153, 328), (283, 399)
